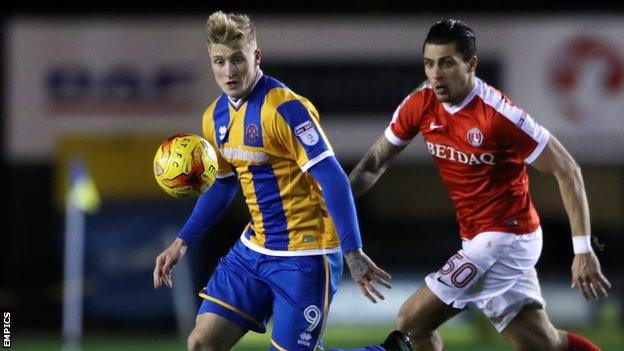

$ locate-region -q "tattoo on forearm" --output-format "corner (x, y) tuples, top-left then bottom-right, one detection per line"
(349, 136), (404, 197)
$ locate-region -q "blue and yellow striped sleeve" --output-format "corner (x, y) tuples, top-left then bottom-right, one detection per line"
(272, 97), (334, 172)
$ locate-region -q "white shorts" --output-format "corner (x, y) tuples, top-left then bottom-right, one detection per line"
(425, 228), (546, 332)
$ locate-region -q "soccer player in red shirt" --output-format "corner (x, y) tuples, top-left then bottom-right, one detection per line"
(349, 20), (611, 351)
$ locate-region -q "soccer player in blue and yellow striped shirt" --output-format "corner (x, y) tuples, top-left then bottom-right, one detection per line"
(153, 11), (411, 351)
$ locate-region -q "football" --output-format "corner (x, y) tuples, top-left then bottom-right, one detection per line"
(153, 134), (219, 198)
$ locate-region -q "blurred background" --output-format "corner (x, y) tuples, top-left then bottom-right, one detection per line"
(3, 1), (624, 350)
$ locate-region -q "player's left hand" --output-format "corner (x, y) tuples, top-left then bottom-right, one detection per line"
(344, 248), (392, 303)
(571, 252), (611, 300)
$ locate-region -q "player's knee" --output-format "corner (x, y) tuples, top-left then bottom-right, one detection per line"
(187, 332), (206, 351)
(187, 333), (202, 351)
(396, 305), (433, 339)
(187, 328), (220, 351)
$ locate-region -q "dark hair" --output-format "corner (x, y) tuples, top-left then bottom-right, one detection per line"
(424, 19), (476, 62)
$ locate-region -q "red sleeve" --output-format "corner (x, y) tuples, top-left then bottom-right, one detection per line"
(493, 96), (550, 164)
(385, 89), (426, 146)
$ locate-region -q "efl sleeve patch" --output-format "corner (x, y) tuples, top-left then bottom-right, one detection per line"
(275, 99), (332, 170)
(294, 121), (320, 146)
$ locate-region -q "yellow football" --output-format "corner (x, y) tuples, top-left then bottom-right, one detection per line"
(153, 134), (218, 198)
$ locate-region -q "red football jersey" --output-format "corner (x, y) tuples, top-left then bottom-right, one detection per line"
(386, 78), (550, 240)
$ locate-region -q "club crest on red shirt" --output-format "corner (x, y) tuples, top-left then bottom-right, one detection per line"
(467, 128), (483, 147)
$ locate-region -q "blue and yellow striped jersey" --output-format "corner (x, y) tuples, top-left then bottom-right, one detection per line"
(202, 74), (340, 256)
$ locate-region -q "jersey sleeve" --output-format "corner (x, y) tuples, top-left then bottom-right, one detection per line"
(272, 98), (334, 172)
(385, 90), (425, 146)
(493, 98), (550, 164)
(202, 105), (235, 178)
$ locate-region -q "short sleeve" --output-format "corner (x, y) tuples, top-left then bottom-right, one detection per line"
(273, 99), (334, 172)
(494, 104), (550, 164)
(385, 90), (425, 146)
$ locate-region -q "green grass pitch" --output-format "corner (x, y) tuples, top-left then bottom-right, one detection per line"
(14, 321), (623, 350)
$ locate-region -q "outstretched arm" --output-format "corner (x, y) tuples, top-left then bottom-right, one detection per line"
(531, 136), (611, 300)
(349, 134), (407, 198)
(153, 176), (238, 288)
(309, 156), (392, 303)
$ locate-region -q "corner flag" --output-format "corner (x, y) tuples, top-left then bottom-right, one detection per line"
(63, 158), (100, 351)
(68, 159), (101, 213)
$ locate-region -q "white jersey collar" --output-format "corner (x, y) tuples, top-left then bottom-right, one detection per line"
(442, 77), (481, 115)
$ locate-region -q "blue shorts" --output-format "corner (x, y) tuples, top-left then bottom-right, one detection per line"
(198, 240), (343, 350)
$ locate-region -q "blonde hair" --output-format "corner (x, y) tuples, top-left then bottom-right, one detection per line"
(205, 11), (257, 49)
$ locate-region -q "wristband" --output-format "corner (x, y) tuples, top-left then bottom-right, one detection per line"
(572, 235), (593, 254)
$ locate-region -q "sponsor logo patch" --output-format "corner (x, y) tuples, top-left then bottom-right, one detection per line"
(298, 332), (313, 347)
(426, 142), (495, 166)
(430, 122), (443, 130)
(294, 121), (320, 146)
(221, 147), (268, 163)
